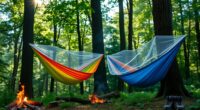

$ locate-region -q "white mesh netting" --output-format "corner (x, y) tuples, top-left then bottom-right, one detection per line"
(30, 44), (103, 71)
(107, 35), (185, 75)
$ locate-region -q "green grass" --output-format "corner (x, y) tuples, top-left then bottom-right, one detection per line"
(185, 84), (200, 98)
(33, 92), (90, 106)
(33, 93), (57, 105)
(59, 102), (80, 109)
(187, 99), (200, 110)
(113, 91), (155, 109)
(0, 90), (15, 108)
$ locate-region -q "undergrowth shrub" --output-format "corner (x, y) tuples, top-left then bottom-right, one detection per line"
(113, 91), (155, 109)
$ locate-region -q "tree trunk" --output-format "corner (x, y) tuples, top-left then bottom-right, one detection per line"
(10, 28), (22, 91)
(186, 0), (191, 80)
(118, 0), (125, 91)
(45, 73), (49, 93)
(20, 0), (35, 98)
(128, 0), (133, 50)
(127, 0), (133, 93)
(50, 22), (57, 93)
(193, 0), (200, 59)
(76, 0), (84, 95)
(178, 0), (190, 80)
(152, 0), (190, 97)
(91, 0), (109, 95)
(38, 73), (45, 96)
(50, 77), (54, 93)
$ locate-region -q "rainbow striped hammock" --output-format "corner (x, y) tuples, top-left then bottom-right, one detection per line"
(30, 44), (103, 84)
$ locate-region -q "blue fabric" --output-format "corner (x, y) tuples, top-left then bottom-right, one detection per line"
(118, 42), (182, 87)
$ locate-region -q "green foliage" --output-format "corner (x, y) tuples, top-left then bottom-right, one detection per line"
(114, 92), (155, 108)
(33, 93), (57, 105)
(185, 84), (200, 98)
(59, 102), (80, 109)
(187, 99), (200, 110)
(33, 92), (90, 106)
(0, 89), (15, 107)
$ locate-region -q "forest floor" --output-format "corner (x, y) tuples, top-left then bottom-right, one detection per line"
(44, 97), (197, 110)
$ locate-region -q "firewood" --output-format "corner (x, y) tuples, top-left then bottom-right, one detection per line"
(56, 97), (91, 104)
(10, 106), (17, 110)
(24, 102), (40, 110)
(98, 91), (120, 99)
(5, 101), (17, 109)
(26, 100), (43, 106)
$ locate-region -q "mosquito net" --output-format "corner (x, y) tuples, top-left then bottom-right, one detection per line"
(30, 44), (103, 72)
(107, 35), (185, 75)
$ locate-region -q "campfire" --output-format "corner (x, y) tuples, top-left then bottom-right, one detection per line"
(6, 85), (43, 110)
(89, 94), (106, 104)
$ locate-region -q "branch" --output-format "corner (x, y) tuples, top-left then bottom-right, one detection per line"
(0, 74), (9, 80)
(82, 0), (92, 28)
(56, 97), (90, 104)
(0, 22), (23, 32)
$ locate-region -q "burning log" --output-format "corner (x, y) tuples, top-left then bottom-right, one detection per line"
(26, 100), (43, 106)
(6, 85), (43, 110)
(24, 102), (40, 110)
(89, 94), (106, 104)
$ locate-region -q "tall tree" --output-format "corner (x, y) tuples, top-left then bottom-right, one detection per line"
(50, 20), (58, 92)
(91, 0), (109, 95)
(178, 0), (190, 79)
(152, 0), (190, 97)
(10, 27), (22, 91)
(193, 0), (200, 59)
(20, 0), (35, 98)
(128, 0), (133, 50)
(118, 0), (125, 91)
(76, 0), (84, 95)
(186, 0), (191, 79)
(127, 0), (133, 92)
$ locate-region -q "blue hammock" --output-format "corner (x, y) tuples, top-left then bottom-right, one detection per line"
(107, 36), (185, 87)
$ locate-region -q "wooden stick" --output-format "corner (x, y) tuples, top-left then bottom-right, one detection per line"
(98, 91), (120, 99)
(24, 102), (40, 110)
(56, 97), (91, 104)
(5, 101), (17, 109)
(26, 100), (43, 106)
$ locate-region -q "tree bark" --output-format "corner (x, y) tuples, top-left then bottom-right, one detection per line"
(10, 27), (22, 91)
(152, 0), (190, 97)
(128, 0), (133, 50)
(50, 22), (57, 93)
(118, 0), (125, 91)
(127, 0), (133, 93)
(91, 0), (109, 95)
(76, 0), (84, 95)
(186, 0), (191, 80)
(45, 73), (49, 93)
(20, 0), (35, 98)
(193, 0), (200, 59)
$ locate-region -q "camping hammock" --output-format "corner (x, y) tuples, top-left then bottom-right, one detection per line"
(107, 35), (185, 87)
(30, 44), (103, 84)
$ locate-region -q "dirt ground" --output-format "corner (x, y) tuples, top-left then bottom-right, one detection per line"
(45, 97), (196, 110)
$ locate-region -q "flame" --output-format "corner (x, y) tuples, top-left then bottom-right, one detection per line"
(16, 85), (27, 107)
(89, 94), (106, 104)
(24, 97), (28, 102)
